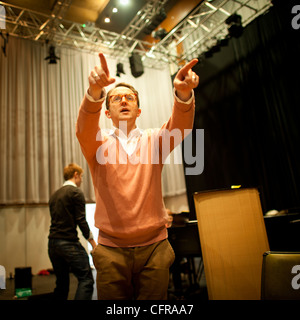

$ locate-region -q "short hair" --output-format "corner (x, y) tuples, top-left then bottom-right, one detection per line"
(105, 82), (140, 110)
(63, 163), (83, 181)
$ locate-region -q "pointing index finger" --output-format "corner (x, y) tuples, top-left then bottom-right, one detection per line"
(99, 52), (110, 76)
(178, 59), (198, 79)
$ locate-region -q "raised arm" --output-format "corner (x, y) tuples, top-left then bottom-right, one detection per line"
(159, 59), (199, 157)
(76, 53), (115, 161)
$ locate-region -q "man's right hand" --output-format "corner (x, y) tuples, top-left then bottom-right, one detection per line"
(88, 53), (116, 101)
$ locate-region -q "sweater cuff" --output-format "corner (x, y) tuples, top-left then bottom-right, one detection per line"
(173, 88), (194, 105)
(86, 88), (106, 103)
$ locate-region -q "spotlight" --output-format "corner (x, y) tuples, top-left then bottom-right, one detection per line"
(219, 37), (229, 47)
(44, 45), (60, 64)
(152, 28), (168, 40)
(129, 54), (144, 78)
(120, 0), (129, 5)
(0, 31), (9, 57)
(204, 49), (213, 59)
(211, 42), (221, 53)
(225, 14), (243, 38)
(142, 9), (167, 35)
(116, 62), (125, 77)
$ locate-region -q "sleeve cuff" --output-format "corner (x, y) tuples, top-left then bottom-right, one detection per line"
(86, 88), (106, 103)
(173, 88), (194, 105)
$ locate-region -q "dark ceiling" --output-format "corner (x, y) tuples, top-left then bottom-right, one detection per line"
(96, 0), (183, 34)
(96, 0), (149, 33)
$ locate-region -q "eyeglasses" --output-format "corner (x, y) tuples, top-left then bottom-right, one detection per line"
(109, 93), (137, 104)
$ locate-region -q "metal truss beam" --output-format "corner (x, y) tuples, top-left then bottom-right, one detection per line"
(0, 0), (272, 70)
(152, 0), (273, 71)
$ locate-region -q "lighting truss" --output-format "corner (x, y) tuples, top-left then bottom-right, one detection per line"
(0, 0), (272, 70)
(152, 0), (273, 71)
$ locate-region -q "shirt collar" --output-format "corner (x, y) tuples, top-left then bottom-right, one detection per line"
(63, 180), (77, 188)
(109, 126), (143, 139)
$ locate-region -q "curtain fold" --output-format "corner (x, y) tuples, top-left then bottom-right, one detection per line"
(0, 37), (187, 204)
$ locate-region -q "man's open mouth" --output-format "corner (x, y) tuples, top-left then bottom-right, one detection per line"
(121, 108), (129, 113)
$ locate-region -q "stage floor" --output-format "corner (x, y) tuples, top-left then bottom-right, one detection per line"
(0, 262), (207, 301)
(0, 269), (98, 300)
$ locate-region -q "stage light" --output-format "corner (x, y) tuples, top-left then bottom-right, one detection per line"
(204, 49), (213, 59)
(0, 31), (8, 57)
(44, 45), (60, 64)
(120, 0), (129, 6)
(129, 53), (144, 78)
(152, 28), (168, 40)
(211, 43), (220, 53)
(142, 9), (166, 36)
(104, 17), (110, 23)
(219, 37), (229, 47)
(116, 62), (125, 77)
(225, 13), (243, 38)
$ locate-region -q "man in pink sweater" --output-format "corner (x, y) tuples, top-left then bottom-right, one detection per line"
(76, 53), (199, 300)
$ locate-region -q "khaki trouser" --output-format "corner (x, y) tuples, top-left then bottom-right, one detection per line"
(92, 239), (175, 300)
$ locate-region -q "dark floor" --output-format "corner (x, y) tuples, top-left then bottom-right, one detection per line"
(0, 258), (208, 301)
(0, 269), (98, 300)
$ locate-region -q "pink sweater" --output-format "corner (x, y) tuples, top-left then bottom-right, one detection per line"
(76, 93), (195, 247)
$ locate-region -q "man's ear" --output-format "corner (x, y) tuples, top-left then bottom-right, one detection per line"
(105, 110), (111, 118)
(137, 108), (141, 117)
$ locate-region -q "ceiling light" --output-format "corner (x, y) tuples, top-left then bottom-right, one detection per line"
(120, 0), (129, 6)
(104, 17), (110, 23)
(112, 8), (118, 13)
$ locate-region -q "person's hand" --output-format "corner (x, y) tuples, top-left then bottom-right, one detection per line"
(173, 59), (199, 102)
(88, 238), (97, 250)
(88, 53), (116, 100)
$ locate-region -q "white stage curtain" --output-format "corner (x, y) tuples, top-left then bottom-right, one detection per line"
(0, 37), (187, 204)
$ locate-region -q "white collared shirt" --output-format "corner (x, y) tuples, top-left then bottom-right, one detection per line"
(63, 180), (77, 187)
(109, 126), (143, 156)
